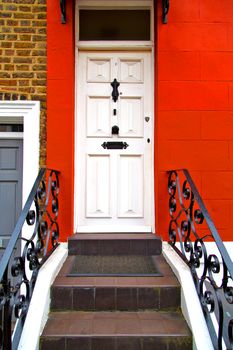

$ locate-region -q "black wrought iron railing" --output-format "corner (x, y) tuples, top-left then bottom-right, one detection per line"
(168, 169), (233, 350)
(0, 168), (60, 350)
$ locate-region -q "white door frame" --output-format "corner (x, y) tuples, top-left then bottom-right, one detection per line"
(0, 101), (40, 206)
(74, 0), (155, 233)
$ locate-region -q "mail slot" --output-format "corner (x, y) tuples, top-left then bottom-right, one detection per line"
(101, 142), (129, 150)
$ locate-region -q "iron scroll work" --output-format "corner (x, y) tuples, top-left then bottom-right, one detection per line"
(0, 168), (60, 350)
(168, 169), (233, 350)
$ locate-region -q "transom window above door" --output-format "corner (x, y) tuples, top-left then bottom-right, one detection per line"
(79, 10), (151, 41)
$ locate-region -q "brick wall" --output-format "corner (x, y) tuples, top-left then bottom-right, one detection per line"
(0, 0), (47, 165)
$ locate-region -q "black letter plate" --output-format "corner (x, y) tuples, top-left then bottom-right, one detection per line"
(101, 142), (129, 150)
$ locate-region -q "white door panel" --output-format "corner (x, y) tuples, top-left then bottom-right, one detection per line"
(118, 154), (144, 218)
(86, 154), (111, 218)
(87, 58), (112, 82)
(118, 58), (144, 83)
(87, 96), (112, 137)
(76, 51), (153, 232)
(119, 96), (143, 137)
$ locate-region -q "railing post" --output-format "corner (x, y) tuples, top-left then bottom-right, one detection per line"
(2, 269), (12, 350)
(3, 299), (12, 350)
(167, 169), (233, 350)
(0, 168), (60, 350)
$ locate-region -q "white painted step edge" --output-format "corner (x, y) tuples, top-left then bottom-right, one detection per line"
(162, 242), (214, 350)
(17, 243), (68, 350)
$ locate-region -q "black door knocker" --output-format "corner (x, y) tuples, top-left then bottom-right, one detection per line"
(111, 78), (120, 102)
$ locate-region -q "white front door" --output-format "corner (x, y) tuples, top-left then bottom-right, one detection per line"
(76, 51), (153, 232)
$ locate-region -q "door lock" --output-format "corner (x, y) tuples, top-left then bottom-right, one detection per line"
(145, 116), (150, 122)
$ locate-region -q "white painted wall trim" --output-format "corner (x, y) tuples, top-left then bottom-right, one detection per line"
(0, 101), (40, 205)
(78, 225), (152, 233)
(77, 0), (152, 6)
(77, 41), (153, 50)
(17, 243), (68, 350)
(162, 242), (214, 350)
(0, 132), (23, 139)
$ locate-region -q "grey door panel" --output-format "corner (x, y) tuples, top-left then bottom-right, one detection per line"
(0, 139), (23, 255)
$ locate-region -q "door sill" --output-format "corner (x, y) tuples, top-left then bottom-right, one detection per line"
(76, 225), (152, 233)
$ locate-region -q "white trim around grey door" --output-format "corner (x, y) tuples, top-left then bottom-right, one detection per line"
(0, 101), (40, 205)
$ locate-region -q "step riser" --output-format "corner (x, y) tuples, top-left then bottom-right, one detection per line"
(51, 286), (180, 311)
(68, 239), (162, 256)
(41, 336), (192, 350)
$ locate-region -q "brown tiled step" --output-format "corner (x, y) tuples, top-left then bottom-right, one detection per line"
(51, 285), (180, 312)
(68, 233), (162, 256)
(51, 255), (180, 311)
(41, 311), (192, 350)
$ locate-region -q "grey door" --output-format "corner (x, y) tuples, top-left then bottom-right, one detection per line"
(0, 139), (23, 259)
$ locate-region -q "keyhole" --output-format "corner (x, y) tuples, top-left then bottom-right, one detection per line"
(147, 138), (150, 143)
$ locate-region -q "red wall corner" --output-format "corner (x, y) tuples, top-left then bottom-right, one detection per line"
(47, 0), (75, 241)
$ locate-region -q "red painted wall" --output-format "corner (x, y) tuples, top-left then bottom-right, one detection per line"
(156, 0), (233, 241)
(47, 0), (233, 241)
(47, 0), (75, 241)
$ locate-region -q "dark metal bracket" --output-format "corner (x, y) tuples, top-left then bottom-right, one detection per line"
(162, 0), (170, 24)
(60, 1), (169, 25)
(60, 0), (66, 24)
(101, 142), (129, 150)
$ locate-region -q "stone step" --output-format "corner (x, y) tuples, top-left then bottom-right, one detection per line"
(41, 310), (192, 350)
(51, 255), (180, 311)
(68, 233), (162, 256)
